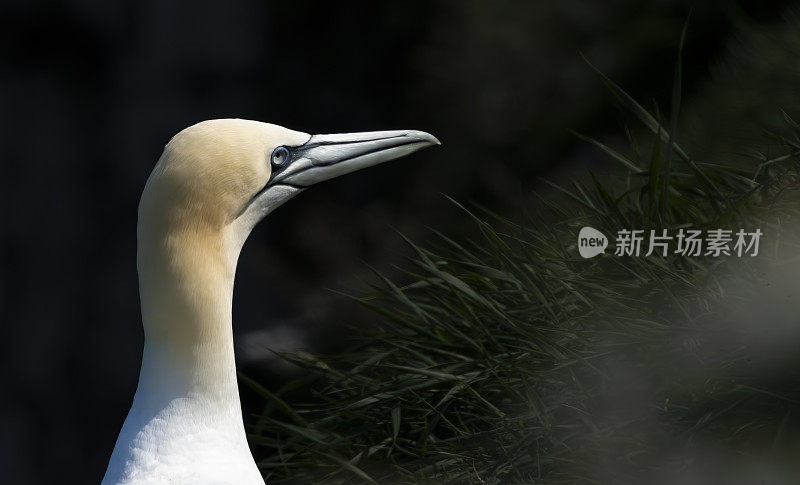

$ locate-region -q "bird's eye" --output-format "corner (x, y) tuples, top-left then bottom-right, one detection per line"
(270, 146), (290, 167)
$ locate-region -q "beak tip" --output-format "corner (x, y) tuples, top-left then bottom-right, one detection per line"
(410, 130), (441, 146)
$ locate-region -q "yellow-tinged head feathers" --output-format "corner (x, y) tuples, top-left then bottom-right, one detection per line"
(140, 119), (310, 231)
(138, 118), (439, 246)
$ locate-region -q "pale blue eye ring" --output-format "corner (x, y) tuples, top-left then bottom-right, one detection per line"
(270, 146), (290, 167)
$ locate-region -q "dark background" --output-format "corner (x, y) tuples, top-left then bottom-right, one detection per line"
(1, 1), (794, 483)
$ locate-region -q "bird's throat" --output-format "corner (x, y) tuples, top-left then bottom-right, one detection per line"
(102, 223), (259, 484)
(136, 225), (244, 402)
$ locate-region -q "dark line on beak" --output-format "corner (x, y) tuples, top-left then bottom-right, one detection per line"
(308, 138), (424, 167)
(242, 137), (429, 219)
(297, 134), (408, 150)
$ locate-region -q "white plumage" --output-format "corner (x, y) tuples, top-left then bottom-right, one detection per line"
(102, 119), (439, 484)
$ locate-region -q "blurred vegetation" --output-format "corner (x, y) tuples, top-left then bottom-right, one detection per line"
(242, 19), (800, 484)
(683, 7), (800, 165)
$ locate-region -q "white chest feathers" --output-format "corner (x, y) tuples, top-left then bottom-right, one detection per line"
(101, 393), (263, 485)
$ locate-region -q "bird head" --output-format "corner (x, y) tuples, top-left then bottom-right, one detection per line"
(138, 119), (440, 247)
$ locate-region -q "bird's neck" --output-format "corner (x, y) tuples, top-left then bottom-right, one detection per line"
(135, 223), (245, 409)
(102, 221), (262, 484)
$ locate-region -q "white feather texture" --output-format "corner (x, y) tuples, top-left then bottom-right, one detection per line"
(103, 120), (308, 485)
(102, 119), (438, 484)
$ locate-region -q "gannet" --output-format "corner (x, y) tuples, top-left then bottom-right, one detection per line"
(102, 119), (439, 485)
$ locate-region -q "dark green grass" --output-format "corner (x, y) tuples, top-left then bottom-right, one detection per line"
(242, 51), (800, 484)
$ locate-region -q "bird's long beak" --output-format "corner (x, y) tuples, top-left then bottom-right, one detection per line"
(238, 129), (439, 227)
(267, 130), (440, 188)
